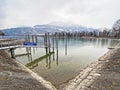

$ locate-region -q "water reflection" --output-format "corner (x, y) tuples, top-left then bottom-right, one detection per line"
(15, 37), (119, 86)
(16, 37), (119, 68)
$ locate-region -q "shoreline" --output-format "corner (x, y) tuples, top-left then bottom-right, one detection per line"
(64, 48), (120, 90)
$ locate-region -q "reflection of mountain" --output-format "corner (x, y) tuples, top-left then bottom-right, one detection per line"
(1, 24), (96, 36)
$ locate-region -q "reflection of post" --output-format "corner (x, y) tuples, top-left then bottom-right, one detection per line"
(46, 57), (48, 67)
(65, 34), (67, 56)
(48, 59), (51, 69)
(45, 47), (51, 68)
(34, 35), (37, 50)
(29, 47), (32, 61)
(26, 47), (32, 62)
(45, 47), (48, 55)
(33, 47), (35, 54)
(26, 47), (30, 61)
(52, 37), (55, 60)
(45, 55), (51, 69)
(56, 37), (59, 65)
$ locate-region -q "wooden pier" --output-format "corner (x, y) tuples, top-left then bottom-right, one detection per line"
(0, 33), (55, 59)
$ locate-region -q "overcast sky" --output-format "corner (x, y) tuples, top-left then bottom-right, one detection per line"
(0, 0), (120, 29)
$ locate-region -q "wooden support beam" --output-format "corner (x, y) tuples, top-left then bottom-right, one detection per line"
(10, 48), (15, 59)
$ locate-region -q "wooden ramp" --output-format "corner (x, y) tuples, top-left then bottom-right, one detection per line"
(0, 45), (50, 50)
(0, 45), (21, 50)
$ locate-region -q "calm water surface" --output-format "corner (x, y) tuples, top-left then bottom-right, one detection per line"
(15, 38), (118, 86)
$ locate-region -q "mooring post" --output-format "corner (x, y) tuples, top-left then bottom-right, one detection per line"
(52, 36), (55, 61)
(44, 33), (48, 54)
(32, 35), (35, 53)
(10, 48), (15, 59)
(45, 33), (49, 67)
(52, 36), (54, 52)
(28, 34), (30, 42)
(35, 35), (38, 43)
(56, 37), (59, 65)
(65, 33), (67, 56)
(32, 35), (34, 42)
(47, 33), (51, 53)
(44, 33), (47, 48)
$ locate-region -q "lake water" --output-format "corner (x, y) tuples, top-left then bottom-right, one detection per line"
(15, 37), (118, 87)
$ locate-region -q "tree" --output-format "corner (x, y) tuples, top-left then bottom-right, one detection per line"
(0, 31), (4, 36)
(112, 19), (120, 38)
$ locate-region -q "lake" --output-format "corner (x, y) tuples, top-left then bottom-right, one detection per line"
(15, 37), (118, 87)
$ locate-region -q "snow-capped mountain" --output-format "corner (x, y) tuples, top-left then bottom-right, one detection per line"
(1, 23), (97, 36)
(1, 27), (38, 36)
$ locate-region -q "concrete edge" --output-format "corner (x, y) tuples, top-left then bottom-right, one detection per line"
(13, 58), (57, 90)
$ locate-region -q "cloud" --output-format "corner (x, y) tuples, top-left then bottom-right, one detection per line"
(0, 0), (7, 27)
(0, 0), (120, 29)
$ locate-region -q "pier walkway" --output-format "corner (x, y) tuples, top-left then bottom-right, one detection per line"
(0, 45), (49, 50)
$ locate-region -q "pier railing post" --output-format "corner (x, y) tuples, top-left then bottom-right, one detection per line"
(10, 48), (15, 59)
(48, 32), (51, 53)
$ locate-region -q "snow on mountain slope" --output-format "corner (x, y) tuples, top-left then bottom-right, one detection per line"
(1, 23), (96, 36)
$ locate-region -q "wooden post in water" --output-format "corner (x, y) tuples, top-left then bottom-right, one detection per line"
(52, 36), (55, 60)
(65, 33), (67, 56)
(32, 35), (35, 54)
(35, 35), (38, 43)
(26, 47), (32, 62)
(25, 35), (27, 42)
(48, 33), (51, 53)
(44, 33), (48, 54)
(44, 33), (49, 67)
(32, 35), (34, 42)
(28, 34), (30, 42)
(56, 37), (59, 65)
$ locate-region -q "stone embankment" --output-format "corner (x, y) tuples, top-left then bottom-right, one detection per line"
(64, 48), (120, 90)
(0, 50), (57, 90)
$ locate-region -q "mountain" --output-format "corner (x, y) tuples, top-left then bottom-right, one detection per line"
(1, 27), (37, 36)
(1, 23), (97, 36)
